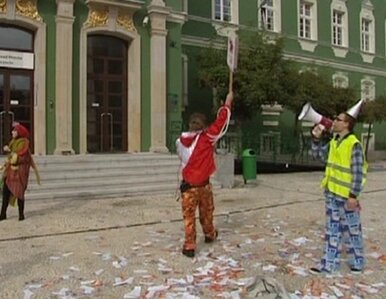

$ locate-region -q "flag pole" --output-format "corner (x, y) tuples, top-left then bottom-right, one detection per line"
(229, 70), (233, 92)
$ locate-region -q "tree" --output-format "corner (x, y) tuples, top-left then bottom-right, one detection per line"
(198, 32), (358, 122)
(198, 32), (299, 119)
(360, 96), (386, 157)
(361, 96), (386, 124)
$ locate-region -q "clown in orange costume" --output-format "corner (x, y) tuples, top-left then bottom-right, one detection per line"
(176, 92), (233, 258)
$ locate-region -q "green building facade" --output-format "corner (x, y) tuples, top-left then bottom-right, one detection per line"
(182, 0), (386, 160)
(0, 0), (186, 155)
(0, 0), (385, 158)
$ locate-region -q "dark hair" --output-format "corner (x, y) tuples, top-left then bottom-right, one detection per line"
(343, 113), (356, 132)
(189, 113), (207, 128)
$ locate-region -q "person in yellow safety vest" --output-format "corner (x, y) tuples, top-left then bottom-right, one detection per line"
(309, 107), (367, 275)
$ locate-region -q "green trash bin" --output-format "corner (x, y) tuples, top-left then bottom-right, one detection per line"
(242, 148), (256, 184)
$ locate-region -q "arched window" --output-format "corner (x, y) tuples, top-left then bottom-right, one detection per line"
(332, 73), (349, 88)
(0, 25), (33, 52)
(361, 78), (375, 101)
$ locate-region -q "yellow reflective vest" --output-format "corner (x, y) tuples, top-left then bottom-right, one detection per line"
(321, 134), (367, 199)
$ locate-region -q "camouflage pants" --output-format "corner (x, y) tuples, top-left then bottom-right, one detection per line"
(181, 184), (216, 250)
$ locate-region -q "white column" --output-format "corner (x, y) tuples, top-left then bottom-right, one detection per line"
(148, 1), (170, 153)
(54, 0), (75, 154)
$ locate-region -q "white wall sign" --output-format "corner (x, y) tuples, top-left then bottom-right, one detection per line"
(0, 50), (34, 70)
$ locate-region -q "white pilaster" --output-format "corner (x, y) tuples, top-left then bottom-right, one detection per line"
(54, 0), (75, 154)
(148, 1), (170, 153)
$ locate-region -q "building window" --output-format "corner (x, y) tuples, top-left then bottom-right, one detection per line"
(260, 133), (280, 155)
(299, 2), (312, 39)
(297, 0), (317, 51)
(361, 79), (375, 101)
(333, 74), (348, 88)
(361, 18), (372, 52)
(260, 0), (274, 30)
(258, 0), (281, 33)
(332, 10), (344, 46)
(359, 2), (375, 61)
(330, 0), (348, 57)
(214, 0), (231, 22)
(0, 25), (34, 51)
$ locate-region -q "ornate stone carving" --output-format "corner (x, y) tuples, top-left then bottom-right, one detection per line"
(16, 0), (42, 21)
(86, 7), (108, 27)
(117, 12), (136, 32)
(0, 0), (6, 13)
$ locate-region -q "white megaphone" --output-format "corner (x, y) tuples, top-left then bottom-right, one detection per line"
(298, 102), (333, 131)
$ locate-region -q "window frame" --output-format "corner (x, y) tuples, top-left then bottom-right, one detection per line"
(332, 73), (349, 88)
(258, 0), (281, 33)
(0, 25), (34, 52)
(212, 0), (239, 36)
(297, 0), (318, 52)
(361, 18), (373, 53)
(332, 10), (344, 46)
(299, 1), (312, 39)
(213, 0), (232, 22)
(361, 78), (375, 101)
(330, 0), (349, 58)
(359, 2), (375, 62)
(260, 132), (281, 155)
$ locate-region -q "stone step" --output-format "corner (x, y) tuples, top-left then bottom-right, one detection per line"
(27, 174), (179, 191)
(32, 153), (178, 164)
(28, 168), (179, 183)
(26, 182), (179, 201)
(2, 153), (224, 201)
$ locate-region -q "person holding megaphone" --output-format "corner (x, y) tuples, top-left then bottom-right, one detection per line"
(300, 99), (368, 275)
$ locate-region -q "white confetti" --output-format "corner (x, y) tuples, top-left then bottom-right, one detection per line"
(123, 286), (141, 299)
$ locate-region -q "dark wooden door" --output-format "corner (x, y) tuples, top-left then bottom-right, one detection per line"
(0, 69), (34, 154)
(87, 35), (128, 153)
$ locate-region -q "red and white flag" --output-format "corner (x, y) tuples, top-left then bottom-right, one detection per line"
(227, 33), (239, 73)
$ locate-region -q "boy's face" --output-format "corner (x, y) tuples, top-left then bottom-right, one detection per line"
(189, 118), (205, 131)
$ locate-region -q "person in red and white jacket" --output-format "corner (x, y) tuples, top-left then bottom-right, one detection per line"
(176, 91), (233, 258)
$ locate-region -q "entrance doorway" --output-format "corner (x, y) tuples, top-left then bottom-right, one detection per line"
(0, 69), (33, 154)
(0, 25), (34, 154)
(87, 35), (128, 153)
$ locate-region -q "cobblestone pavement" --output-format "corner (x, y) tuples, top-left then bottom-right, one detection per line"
(0, 166), (385, 298)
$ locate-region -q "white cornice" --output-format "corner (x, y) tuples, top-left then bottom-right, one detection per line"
(284, 52), (386, 77)
(148, 4), (171, 16)
(85, 0), (143, 10)
(182, 35), (225, 49)
(167, 11), (187, 24)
